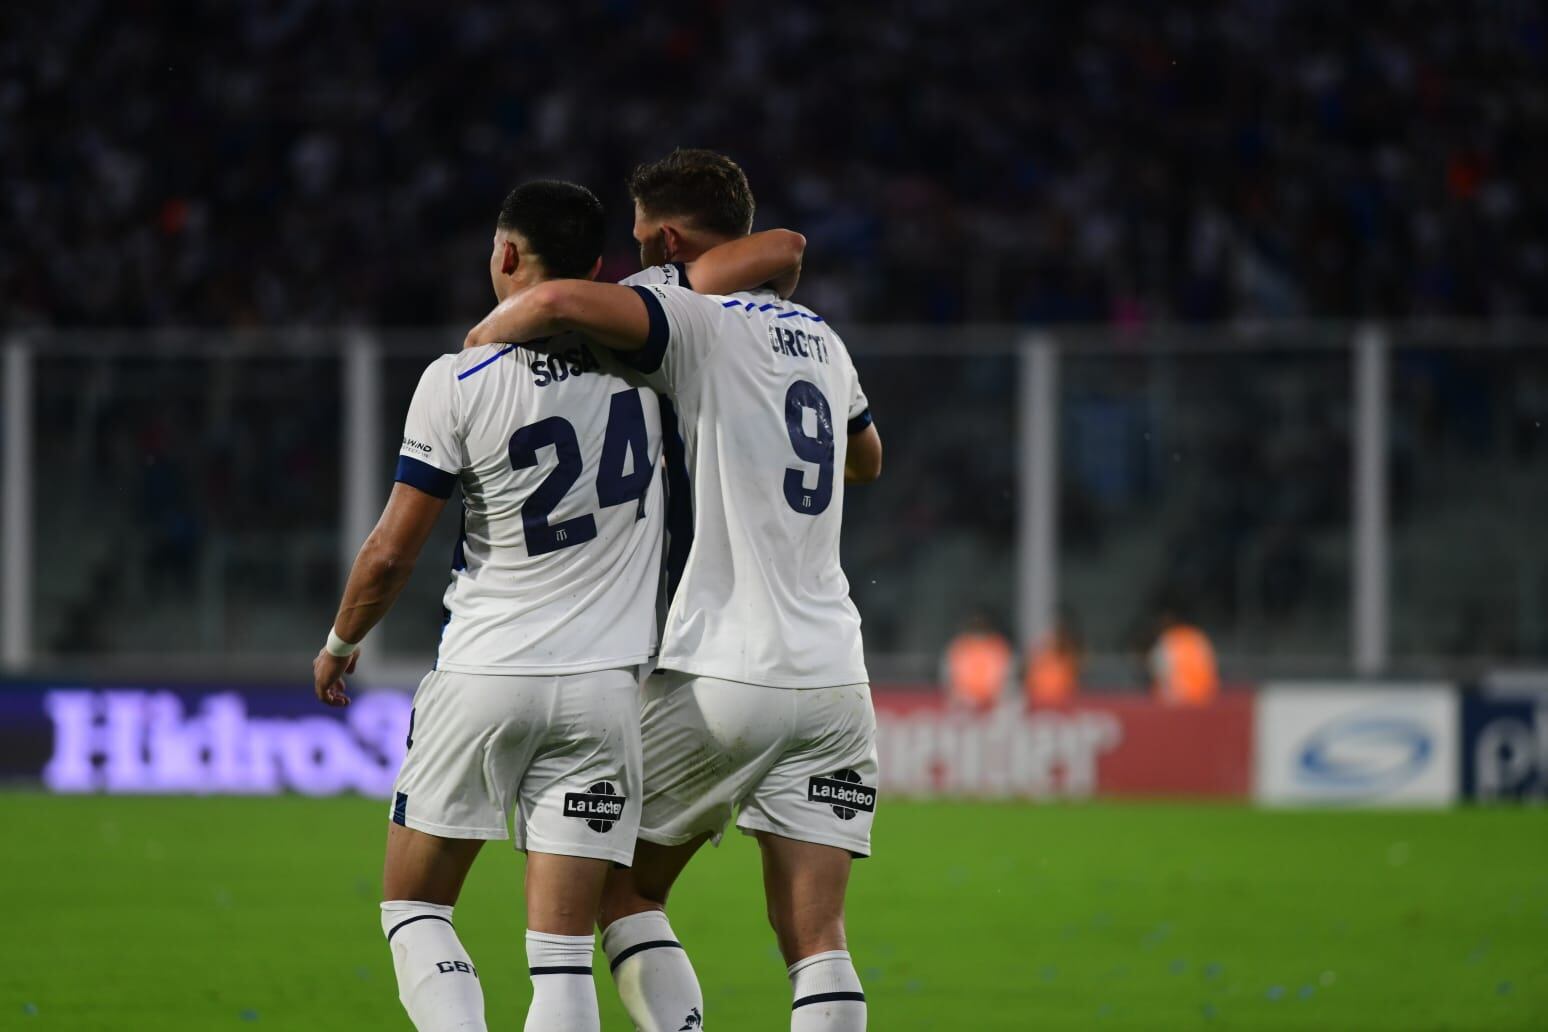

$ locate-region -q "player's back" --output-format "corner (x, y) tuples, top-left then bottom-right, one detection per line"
(396, 334), (664, 674)
(625, 283), (869, 688)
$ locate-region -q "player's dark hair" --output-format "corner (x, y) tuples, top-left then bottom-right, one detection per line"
(628, 149), (755, 238)
(496, 180), (605, 279)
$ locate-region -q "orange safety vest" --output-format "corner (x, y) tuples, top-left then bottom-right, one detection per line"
(944, 632), (1013, 709)
(1025, 639), (1078, 706)
(1152, 625), (1219, 706)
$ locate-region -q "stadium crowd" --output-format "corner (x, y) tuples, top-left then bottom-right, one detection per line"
(4, 0), (1547, 328)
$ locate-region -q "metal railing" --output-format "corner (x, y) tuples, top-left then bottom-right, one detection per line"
(4, 324), (1547, 683)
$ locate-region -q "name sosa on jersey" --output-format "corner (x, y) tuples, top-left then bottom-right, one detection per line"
(529, 343), (603, 387)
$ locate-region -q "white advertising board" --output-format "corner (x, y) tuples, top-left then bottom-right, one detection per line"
(1255, 684), (1459, 807)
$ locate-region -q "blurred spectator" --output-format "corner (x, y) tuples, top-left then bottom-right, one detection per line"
(1148, 612), (1220, 706)
(1025, 618), (1082, 706)
(942, 614), (1013, 711)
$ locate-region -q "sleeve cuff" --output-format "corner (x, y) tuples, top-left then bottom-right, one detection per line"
(847, 408), (874, 435)
(617, 285), (670, 374)
(395, 455), (457, 499)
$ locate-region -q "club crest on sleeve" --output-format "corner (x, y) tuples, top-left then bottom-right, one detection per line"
(563, 780), (626, 832)
(807, 769), (876, 820)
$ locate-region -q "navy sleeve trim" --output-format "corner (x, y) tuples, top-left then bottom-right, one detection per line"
(618, 285), (669, 374)
(673, 262), (691, 290)
(395, 455), (457, 499)
(847, 408), (874, 435)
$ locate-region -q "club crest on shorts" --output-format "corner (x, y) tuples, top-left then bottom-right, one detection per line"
(808, 768), (876, 820)
(563, 780), (626, 833)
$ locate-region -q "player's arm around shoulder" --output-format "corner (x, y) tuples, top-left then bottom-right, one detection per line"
(685, 229), (806, 298)
(465, 280), (657, 354)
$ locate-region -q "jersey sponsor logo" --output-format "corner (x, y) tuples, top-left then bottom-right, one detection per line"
(530, 345), (602, 387)
(808, 769), (876, 820)
(402, 436), (434, 454)
(678, 1007), (703, 1029)
(563, 780), (626, 832)
(766, 324), (830, 363)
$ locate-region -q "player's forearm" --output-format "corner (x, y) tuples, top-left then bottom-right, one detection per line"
(467, 280), (651, 353)
(331, 534), (419, 642)
(465, 281), (567, 349)
(689, 229), (806, 298)
(769, 261), (803, 300)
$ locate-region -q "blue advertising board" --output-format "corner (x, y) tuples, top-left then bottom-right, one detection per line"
(0, 680), (413, 796)
(1461, 683), (1548, 801)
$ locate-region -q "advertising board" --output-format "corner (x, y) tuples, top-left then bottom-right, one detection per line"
(1254, 684), (1458, 807)
(1, 682), (1254, 801)
(1461, 679), (1548, 801)
(873, 693), (1253, 799)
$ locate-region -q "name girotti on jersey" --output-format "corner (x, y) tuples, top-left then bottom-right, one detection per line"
(766, 324), (830, 364)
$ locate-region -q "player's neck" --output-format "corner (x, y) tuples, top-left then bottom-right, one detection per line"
(671, 231), (735, 265)
(497, 261), (554, 300)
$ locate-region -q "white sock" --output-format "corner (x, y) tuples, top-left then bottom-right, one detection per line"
(789, 950), (866, 1031)
(380, 901), (486, 1032)
(601, 910), (704, 1031)
(525, 930), (600, 1032)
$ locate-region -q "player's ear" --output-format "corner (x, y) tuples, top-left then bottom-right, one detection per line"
(661, 224), (684, 262)
(584, 255), (603, 281)
(501, 240), (520, 277)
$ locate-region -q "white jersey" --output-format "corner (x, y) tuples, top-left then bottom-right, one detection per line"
(617, 279), (872, 689)
(621, 262), (691, 290)
(395, 334), (664, 675)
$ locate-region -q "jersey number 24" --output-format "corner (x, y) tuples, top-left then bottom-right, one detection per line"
(508, 389), (653, 556)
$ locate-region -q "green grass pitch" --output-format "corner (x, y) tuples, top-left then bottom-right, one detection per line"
(2, 794), (1545, 1030)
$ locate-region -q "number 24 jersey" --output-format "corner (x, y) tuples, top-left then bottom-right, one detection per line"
(395, 336), (664, 675)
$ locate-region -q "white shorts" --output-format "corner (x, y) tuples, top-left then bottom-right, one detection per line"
(638, 673), (878, 858)
(389, 668), (642, 866)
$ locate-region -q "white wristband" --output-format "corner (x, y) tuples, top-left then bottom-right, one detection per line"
(324, 628), (359, 658)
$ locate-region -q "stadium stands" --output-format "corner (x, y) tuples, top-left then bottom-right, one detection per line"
(4, 1), (1547, 327)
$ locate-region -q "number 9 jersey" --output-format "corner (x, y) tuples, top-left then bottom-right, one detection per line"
(622, 282), (871, 689)
(395, 336), (664, 675)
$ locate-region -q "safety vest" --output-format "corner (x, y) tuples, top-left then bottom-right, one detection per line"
(1151, 625), (1219, 706)
(1025, 638), (1078, 706)
(944, 632), (1013, 710)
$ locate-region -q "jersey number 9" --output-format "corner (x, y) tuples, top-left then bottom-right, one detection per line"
(783, 379), (834, 516)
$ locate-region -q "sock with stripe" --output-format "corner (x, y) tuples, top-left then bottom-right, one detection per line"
(601, 910), (704, 1031)
(788, 950), (866, 1031)
(380, 900), (487, 1031)
(525, 930), (600, 1032)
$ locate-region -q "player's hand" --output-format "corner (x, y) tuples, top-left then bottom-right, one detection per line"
(313, 648), (360, 708)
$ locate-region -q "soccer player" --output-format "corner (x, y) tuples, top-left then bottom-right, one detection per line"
(311, 178), (806, 1032)
(464, 151), (884, 1032)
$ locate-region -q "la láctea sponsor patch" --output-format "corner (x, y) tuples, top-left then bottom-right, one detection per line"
(563, 780), (626, 833)
(808, 769), (876, 820)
